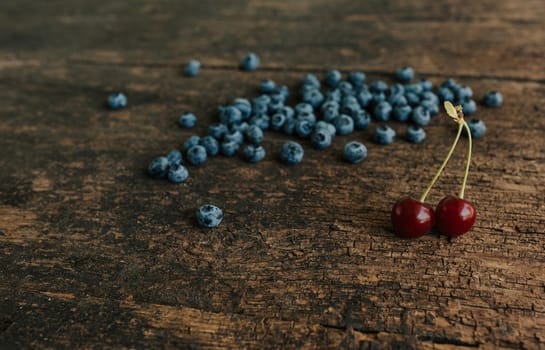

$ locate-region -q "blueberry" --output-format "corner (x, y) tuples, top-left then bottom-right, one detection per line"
(370, 80), (388, 93)
(270, 113), (287, 131)
(405, 83), (423, 95)
(268, 99), (284, 114)
(302, 89), (324, 109)
(315, 121), (336, 136)
(389, 83), (405, 96)
(371, 92), (386, 105)
(282, 118), (296, 135)
(280, 141), (304, 165)
(184, 59), (200, 77)
(437, 87), (455, 103)
(388, 94), (408, 107)
(168, 163), (189, 183)
(325, 89), (342, 102)
(183, 135), (201, 151)
(455, 85), (473, 101)
(348, 71), (366, 87)
(166, 149), (183, 166)
(260, 79), (276, 93)
(223, 130), (244, 145)
(251, 103), (268, 116)
(373, 101), (393, 121)
(334, 114), (354, 135)
(277, 106), (295, 120)
(420, 99), (439, 117)
(352, 109), (371, 130)
(467, 119), (486, 139)
(199, 136), (219, 156)
(406, 126), (426, 143)
(196, 204), (223, 228)
(295, 103), (313, 115)
(302, 74), (321, 88)
(420, 91), (439, 105)
(233, 98), (252, 119)
(311, 129), (332, 149)
(219, 105), (242, 125)
(395, 66), (414, 83)
(295, 119), (314, 138)
(341, 95), (359, 107)
(404, 92), (420, 107)
(441, 78), (457, 89)
(178, 112), (197, 128)
(325, 70), (342, 87)
(297, 111), (317, 126)
(461, 99), (477, 116)
(393, 104), (412, 122)
(418, 79), (433, 91)
(240, 53), (260, 71)
(148, 156), (169, 178)
(274, 85), (290, 99)
(322, 106), (339, 123)
(186, 145), (207, 165)
(230, 122), (249, 134)
(220, 141), (240, 157)
(411, 106), (431, 126)
(483, 91), (503, 107)
(373, 125), (396, 145)
(249, 114), (270, 130)
(357, 89), (373, 108)
(208, 123), (228, 140)
(107, 92), (127, 110)
(338, 81), (354, 96)
(243, 144), (266, 163)
(245, 125), (264, 144)
(343, 141), (368, 163)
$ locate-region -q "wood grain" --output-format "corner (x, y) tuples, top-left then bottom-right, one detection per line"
(1, 1), (544, 349)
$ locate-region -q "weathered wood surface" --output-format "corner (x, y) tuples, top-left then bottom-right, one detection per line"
(1, 1), (545, 349)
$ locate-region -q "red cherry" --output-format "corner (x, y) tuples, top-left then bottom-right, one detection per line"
(391, 197), (435, 238)
(436, 195), (476, 237)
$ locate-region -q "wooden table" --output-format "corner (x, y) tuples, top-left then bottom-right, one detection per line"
(1, 1), (544, 348)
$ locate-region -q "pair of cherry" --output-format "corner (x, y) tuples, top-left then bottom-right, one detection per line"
(391, 101), (476, 238)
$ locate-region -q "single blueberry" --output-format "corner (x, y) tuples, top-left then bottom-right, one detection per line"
(184, 59), (200, 77)
(404, 92), (420, 107)
(418, 79), (433, 91)
(270, 113), (287, 131)
(343, 141), (368, 163)
(411, 106), (431, 126)
(249, 114), (270, 130)
(200, 136), (219, 156)
(325, 70), (342, 87)
(388, 94), (408, 107)
(348, 71), (366, 87)
(208, 123), (228, 140)
(302, 89), (324, 109)
(295, 103), (314, 115)
(240, 53), (260, 71)
(357, 89), (373, 108)
(223, 130), (244, 145)
(338, 81), (354, 96)
(395, 66), (414, 83)
(455, 85), (473, 101)
(277, 106), (295, 120)
(311, 129), (332, 149)
(166, 149), (183, 166)
(467, 119), (486, 139)
(302, 74), (321, 88)
(420, 99), (439, 117)
(260, 79), (276, 93)
(483, 91), (503, 107)
(295, 119), (314, 138)
(461, 99), (477, 116)
(220, 141), (240, 157)
(230, 121), (249, 134)
(282, 118), (296, 135)
(268, 100), (284, 114)
(245, 125), (264, 144)
(405, 83), (423, 95)
(280, 141), (304, 165)
(168, 163), (189, 183)
(219, 106), (242, 125)
(437, 87), (455, 103)
(243, 144), (266, 163)
(420, 91), (439, 105)
(373, 125), (396, 145)
(334, 114), (354, 135)
(389, 83), (405, 96)
(441, 78), (457, 89)
(322, 106), (340, 123)
(233, 98), (252, 119)
(183, 135), (201, 151)
(393, 104), (412, 122)
(297, 111), (317, 126)
(373, 101), (393, 121)
(186, 145), (207, 165)
(148, 156), (169, 178)
(325, 89), (342, 102)
(351, 109), (371, 130)
(315, 121), (336, 136)
(178, 112), (197, 128)
(274, 85), (290, 99)
(370, 80), (388, 93)
(406, 126), (426, 143)
(371, 92), (386, 105)
(196, 204), (223, 228)
(107, 92), (127, 110)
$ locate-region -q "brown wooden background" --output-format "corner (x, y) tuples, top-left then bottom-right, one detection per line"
(1, 1), (544, 349)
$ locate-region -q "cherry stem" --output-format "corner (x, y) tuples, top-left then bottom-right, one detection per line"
(459, 121), (472, 199)
(419, 121), (464, 203)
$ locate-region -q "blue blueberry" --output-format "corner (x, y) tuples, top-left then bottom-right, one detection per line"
(343, 142), (367, 163)
(420, 91), (439, 105)
(178, 112), (197, 128)
(233, 98), (252, 119)
(267, 99), (284, 114)
(245, 125), (264, 144)
(352, 109), (371, 130)
(405, 83), (423, 95)
(166, 149), (183, 166)
(404, 92), (420, 107)
(437, 87), (455, 102)
(260, 79), (276, 93)
(334, 114), (354, 135)
(340, 103), (360, 118)
(393, 104), (412, 122)
(168, 163), (189, 183)
(389, 83), (405, 96)
(280, 141), (304, 165)
(295, 103), (313, 115)
(274, 85), (290, 99)
(461, 99), (477, 116)
(107, 92), (127, 110)
(240, 53), (260, 71)
(373, 101), (393, 121)
(483, 91), (503, 107)
(277, 106), (295, 120)
(322, 106), (339, 123)
(420, 99), (439, 117)
(302, 74), (321, 88)
(370, 80), (388, 93)
(371, 92), (386, 105)
(338, 81), (354, 96)
(357, 89), (373, 108)
(148, 156), (169, 178)
(230, 121), (249, 134)
(395, 66), (414, 83)
(373, 125), (396, 145)
(302, 89), (324, 109)
(411, 106), (431, 126)
(208, 123), (228, 140)
(249, 114), (270, 130)
(467, 119), (486, 139)
(186, 145), (207, 165)
(406, 126), (426, 143)
(418, 79), (433, 91)
(388, 94), (408, 107)
(183, 135), (201, 151)
(325, 70), (342, 87)
(282, 118), (296, 135)
(295, 119), (314, 138)
(325, 89), (342, 102)
(220, 141), (240, 157)
(270, 113), (286, 131)
(441, 78), (457, 89)
(223, 130), (244, 145)
(243, 144), (266, 163)
(315, 121), (336, 136)
(184, 59), (200, 77)
(196, 204), (223, 228)
(219, 105), (242, 125)
(455, 85), (473, 101)
(297, 111), (317, 126)
(199, 136), (219, 156)
(311, 129), (332, 150)
(348, 71), (366, 87)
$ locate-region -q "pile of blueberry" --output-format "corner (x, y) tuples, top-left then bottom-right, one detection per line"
(107, 54), (503, 228)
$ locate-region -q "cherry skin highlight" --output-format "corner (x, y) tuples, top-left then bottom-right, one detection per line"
(436, 195), (476, 237)
(391, 197), (435, 238)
